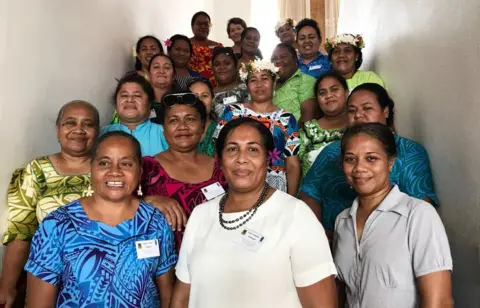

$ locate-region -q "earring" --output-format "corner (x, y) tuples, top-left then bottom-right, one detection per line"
(85, 184), (94, 197)
(137, 184), (143, 196)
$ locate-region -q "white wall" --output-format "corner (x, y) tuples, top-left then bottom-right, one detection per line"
(338, 0), (480, 305)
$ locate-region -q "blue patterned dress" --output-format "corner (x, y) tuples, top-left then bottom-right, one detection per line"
(25, 200), (177, 308)
(300, 135), (439, 231)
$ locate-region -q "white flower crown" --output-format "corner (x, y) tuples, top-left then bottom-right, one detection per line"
(239, 58), (280, 82)
(325, 33), (365, 52)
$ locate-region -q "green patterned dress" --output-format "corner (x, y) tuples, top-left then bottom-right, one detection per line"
(3, 156), (91, 244)
(197, 121), (217, 157)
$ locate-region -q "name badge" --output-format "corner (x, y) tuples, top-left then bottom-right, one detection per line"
(223, 96), (237, 105)
(309, 64), (322, 70)
(234, 227), (265, 252)
(202, 182), (226, 200)
(135, 239), (160, 259)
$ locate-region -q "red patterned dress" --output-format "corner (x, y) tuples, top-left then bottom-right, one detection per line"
(141, 156), (227, 251)
(189, 41), (223, 85)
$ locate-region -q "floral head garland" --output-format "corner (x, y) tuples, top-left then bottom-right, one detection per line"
(164, 39), (172, 47)
(275, 18), (296, 35)
(239, 57), (280, 82)
(325, 34), (365, 52)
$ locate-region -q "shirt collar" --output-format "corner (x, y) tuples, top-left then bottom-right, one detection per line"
(298, 52), (323, 64)
(118, 119), (151, 132)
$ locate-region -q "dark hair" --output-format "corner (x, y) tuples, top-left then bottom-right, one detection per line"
(158, 92), (208, 127)
(348, 83), (395, 127)
(135, 35), (164, 71)
(227, 17), (247, 35)
(241, 27), (260, 41)
(274, 43), (297, 60)
(148, 53), (176, 73)
(167, 34), (193, 55)
(216, 117), (274, 160)
(314, 71), (348, 95)
(341, 122), (396, 159)
(212, 46), (238, 66)
(328, 45), (363, 70)
(113, 74), (155, 107)
(295, 18), (321, 40)
(56, 100), (100, 129)
(187, 77), (217, 122)
(91, 131), (143, 164)
(191, 11), (211, 27)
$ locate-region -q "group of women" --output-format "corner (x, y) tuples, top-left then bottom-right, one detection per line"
(0, 10), (453, 308)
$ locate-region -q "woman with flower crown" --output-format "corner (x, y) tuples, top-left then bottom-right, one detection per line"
(326, 33), (385, 91)
(275, 18), (298, 49)
(214, 58), (301, 196)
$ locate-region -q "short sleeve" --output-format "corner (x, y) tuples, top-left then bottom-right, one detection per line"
(4, 162), (43, 244)
(408, 203), (452, 277)
(24, 215), (64, 286)
(155, 212), (178, 277)
(366, 71), (385, 87)
(298, 74), (316, 103)
(300, 145), (335, 202)
(290, 201), (337, 287)
(284, 114), (300, 157)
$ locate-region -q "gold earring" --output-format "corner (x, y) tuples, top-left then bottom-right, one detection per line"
(85, 184), (94, 197)
(137, 184), (143, 196)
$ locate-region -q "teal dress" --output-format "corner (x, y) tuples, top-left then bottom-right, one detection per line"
(197, 121), (217, 157)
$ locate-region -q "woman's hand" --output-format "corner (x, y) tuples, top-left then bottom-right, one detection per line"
(0, 285), (16, 308)
(144, 196), (187, 231)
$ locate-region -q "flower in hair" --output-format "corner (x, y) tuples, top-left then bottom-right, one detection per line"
(164, 39), (172, 47)
(239, 57), (280, 82)
(325, 33), (365, 52)
(275, 17), (296, 33)
(132, 45), (137, 58)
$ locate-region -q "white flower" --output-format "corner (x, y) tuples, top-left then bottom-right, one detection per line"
(238, 58), (279, 82)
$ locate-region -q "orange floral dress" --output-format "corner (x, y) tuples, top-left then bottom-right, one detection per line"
(189, 41), (223, 85)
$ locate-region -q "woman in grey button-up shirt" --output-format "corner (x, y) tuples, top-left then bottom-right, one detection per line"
(333, 123), (453, 308)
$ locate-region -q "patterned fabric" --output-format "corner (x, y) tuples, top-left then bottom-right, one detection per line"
(213, 83), (251, 117)
(100, 120), (168, 157)
(189, 42), (223, 85)
(297, 52), (332, 78)
(197, 121), (217, 157)
(3, 156), (90, 244)
(273, 69), (316, 121)
(25, 200), (177, 307)
(299, 120), (344, 178)
(175, 69), (203, 91)
(346, 70), (385, 91)
(300, 135), (439, 230)
(141, 157), (227, 250)
(214, 104), (300, 192)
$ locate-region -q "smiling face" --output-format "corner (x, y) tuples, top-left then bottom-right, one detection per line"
(149, 56), (174, 88)
(242, 29), (261, 55)
(137, 38), (161, 70)
(56, 102), (98, 157)
(316, 77), (348, 117)
(247, 70), (275, 103)
(347, 90), (389, 126)
(189, 81), (213, 114)
(228, 23), (245, 44)
(297, 26), (320, 59)
(163, 104), (203, 152)
(277, 24), (295, 44)
(271, 46), (297, 81)
(331, 43), (357, 76)
(343, 133), (394, 197)
(91, 136), (141, 202)
(192, 14), (211, 39)
(213, 53), (237, 85)
(116, 82), (150, 125)
(221, 124), (268, 193)
(169, 39), (191, 68)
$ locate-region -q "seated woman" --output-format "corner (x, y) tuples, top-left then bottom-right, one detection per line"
(0, 101), (99, 307)
(275, 18), (298, 49)
(215, 58), (301, 195)
(170, 118), (338, 308)
(187, 78), (218, 157)
(141, 93), (227, 250)
(271, 42), (317, 125)
(125, 35), (164, 80)
(334, 123), (452, 307)
(189, 11), (222, 83)
(299, 83), (439, 237)
(101, 74), (168, 156)
(167, 34), (202, 91)
(211, 47), (250, 117)
(25, 131), (177, 307)
(299, 72), (349, 177)
(326, 33), (385, 91)
(238, 27), (262, 67)
(296, 18), (331, 78)
(226, 17), (247, 55)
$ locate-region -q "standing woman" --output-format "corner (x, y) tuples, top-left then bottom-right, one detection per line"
(226, 17), (247, 56)
(25, 131), (177, 307)
(296, 18), (331, 78)
(275, 18), (298, 49)
(326, 33), (384, 91)
(167, 34), (202, 91)
(299, 72), (349, 177)
(238, 27), (262, 67)
(126, 35), (164, 80)
(189, 11), (222, 83)
(187, 78), (218, 157)
(215, 58), (301, 195)
(170, 118), (338, 308)
(211, 47), (250, 117)
(334, 123), (453, 307)
(0, 101), (99, 307)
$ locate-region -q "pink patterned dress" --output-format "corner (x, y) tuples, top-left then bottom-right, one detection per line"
(141, 156), (227, 251)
